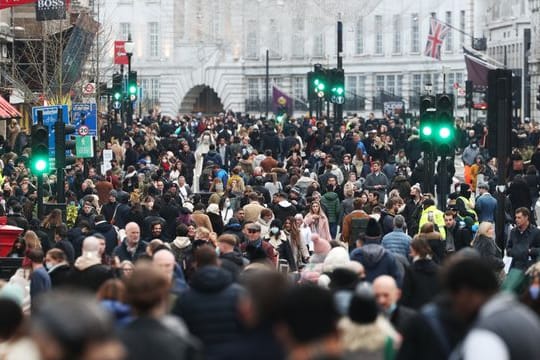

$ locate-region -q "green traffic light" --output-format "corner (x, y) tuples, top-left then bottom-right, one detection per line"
(439, 127), (451, 139)
(114, 92), (121, 100)
(35, 159), (47, 172)
(129, 85), (137, 94)
(317, 83), (325, 91)
(422, 126), (432, 137)
(336, 87), (344, 95)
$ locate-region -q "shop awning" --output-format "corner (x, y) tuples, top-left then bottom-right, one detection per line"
(0, 96), (21, 120)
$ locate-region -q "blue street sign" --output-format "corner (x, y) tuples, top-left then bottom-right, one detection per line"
(32, 105), (69, 160)
(72, 103), (97, 136)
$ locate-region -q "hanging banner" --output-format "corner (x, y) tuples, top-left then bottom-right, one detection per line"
(36, 0), (68, 21)
(114, 41), (128, 65)
(0, 0), (36, 10)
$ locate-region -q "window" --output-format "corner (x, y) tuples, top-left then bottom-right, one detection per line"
(375, 15), (383, 55)
(292, 18), (304, 58)
(356, 17), (364, 54)
(119, 23), (131, 41)
(393, 15), (401, 53)
(358, 76), (366, 97)
(412, 74), (422, 94)
(446, 73), (455, 93)
(347, 76), (357, 95)
(387, 75), (396, 95)
(269, 19), (281, 58)
(313, 18), (324, 57)
(293, 77), (305, 101)
(246, 20), (258, 59)
(411, 13), (419, 53)
(445, 11), (453, 52)
(148, 22), (159, 57)
(376, 75), (385, 91)
(150, 78), (160, 101)
(396, 75), (403, 96)
(460, 10), (466, 46)
(248, 78), (259, 100)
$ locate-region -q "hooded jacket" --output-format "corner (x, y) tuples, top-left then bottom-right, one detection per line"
(219, 251), (246, 281)
(272, 200), (297, 223)
(350, 242), (401, 286)
(94, 221), (119, 256)
(320, 191), (341, 224)
(67, 254), (114, 292)
(172, 266), (244, 354)
(400, 258), (440, 310)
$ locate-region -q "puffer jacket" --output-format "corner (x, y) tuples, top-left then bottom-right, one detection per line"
(320, 191), (341, 224)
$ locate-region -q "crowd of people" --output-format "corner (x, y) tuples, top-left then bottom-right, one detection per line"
(0, 109), (540, 359)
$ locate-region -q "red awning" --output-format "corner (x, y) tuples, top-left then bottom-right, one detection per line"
(0, 96), (21, 120)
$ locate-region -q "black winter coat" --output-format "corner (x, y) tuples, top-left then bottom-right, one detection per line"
(94, 221), (119, 256)
(172, 266), (244, 357)
(400, 259), (440, 310)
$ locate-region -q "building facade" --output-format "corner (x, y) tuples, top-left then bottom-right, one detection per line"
(98, 0), (476, 117)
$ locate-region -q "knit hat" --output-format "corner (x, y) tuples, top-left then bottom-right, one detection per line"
(411, 183), (422, 193)
(363, 218), (382, 242)
(109, 189), (118, 198)
(183, 202), (194, 213)
(311, 234), (331, 255)
(477, 182), (489, 190)
(348, 283), (379, 324)
(459, 183), (471, 196)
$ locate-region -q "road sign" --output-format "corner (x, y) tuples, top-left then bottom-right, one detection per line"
(72, 103), (97, 136)
(82, 82), (96, 95)
(75, 136), (94, 158)
(32, 105), (69, 163)
(113, 101), (121, 110)
(78, 125), (90, 136)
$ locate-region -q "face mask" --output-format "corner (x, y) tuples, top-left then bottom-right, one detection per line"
(270, 227), (279, 234)
(45, 262), (55, 270)
(530, 285), (540, 300)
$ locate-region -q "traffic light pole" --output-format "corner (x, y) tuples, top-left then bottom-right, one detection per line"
(335, 20), (344, 136)
(56, 108), (67, 205)
(37, 175), (44, 219)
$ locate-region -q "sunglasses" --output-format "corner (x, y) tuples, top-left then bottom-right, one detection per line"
(247, 229), (260, 233)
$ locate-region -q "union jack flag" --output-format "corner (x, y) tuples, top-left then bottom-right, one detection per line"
(424, 18), (450, 60)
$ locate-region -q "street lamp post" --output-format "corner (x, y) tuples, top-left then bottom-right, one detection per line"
(124, 34), (134, 126)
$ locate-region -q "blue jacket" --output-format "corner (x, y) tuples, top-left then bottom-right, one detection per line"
(475, 193), (497, 223)
(382, 229), (412, 259)
(350, 242), (402, 287)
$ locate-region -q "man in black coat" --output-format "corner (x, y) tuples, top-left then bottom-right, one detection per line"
(93, 215), (119, 256)
(373, 275), (416, 335)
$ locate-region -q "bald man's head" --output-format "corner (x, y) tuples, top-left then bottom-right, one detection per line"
(125, 222), (141, 247)
(153, 249), (176, 279)
(373, 275), (400, 313)
(82, 236), (100, 257)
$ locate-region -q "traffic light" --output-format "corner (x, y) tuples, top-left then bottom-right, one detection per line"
(54, 120), (77, 170)
(435, 93), (455, 156)
(307, 71), (315, 100)
(112, 72), (122, 101)
(419, 95), (436, 150)
(465, 80), (473, 109)
(312, 64), (327, 99)
(329, 68), (345, 104)
(128, 71), (138, 101)
(31, 124), (50, 175)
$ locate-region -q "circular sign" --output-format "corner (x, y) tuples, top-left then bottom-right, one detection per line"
(82, 83), (96, 95)
(78, 125), (90, 136)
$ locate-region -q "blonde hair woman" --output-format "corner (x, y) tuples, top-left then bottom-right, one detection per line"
(471, 222), (504, 274)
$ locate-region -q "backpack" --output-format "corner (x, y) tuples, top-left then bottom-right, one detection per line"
(348, 217), (370, 248)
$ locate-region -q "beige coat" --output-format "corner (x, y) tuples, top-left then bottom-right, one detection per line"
(243, 202), (265, 223)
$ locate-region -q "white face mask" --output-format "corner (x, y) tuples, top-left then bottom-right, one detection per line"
(270, 227), (279, 234)
(46, 262), (55, 270)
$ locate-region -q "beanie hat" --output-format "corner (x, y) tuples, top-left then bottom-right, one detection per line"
(459, 183), (471, 196)
(311, 234), (331, 255)
(348, 283), (379, 324)
(363, 218), (382, 242)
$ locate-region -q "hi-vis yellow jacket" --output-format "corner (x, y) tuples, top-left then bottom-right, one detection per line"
(418, 205), (446, 240)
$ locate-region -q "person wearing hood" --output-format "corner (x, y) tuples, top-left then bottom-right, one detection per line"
(206, 203), (224, 235)
(264, 219), (296, 271)
(350, 218), (402, 286)
(256, 208), (274, 239)
(113, 190), (131, 230)
(93, 214), (119, 257)
(222, 217), (246, 244)
(400, 235), (440, 310)
(170, 224), (194, 277)
(217, 234), (247, 281)
(67, 236), (114, 292)
(172, 246), (244, 359)
(272, 192), (297, 224)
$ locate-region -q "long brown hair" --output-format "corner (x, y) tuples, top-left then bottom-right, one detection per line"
(41, 208), (63, 228)
(286, 216), (301, 248)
